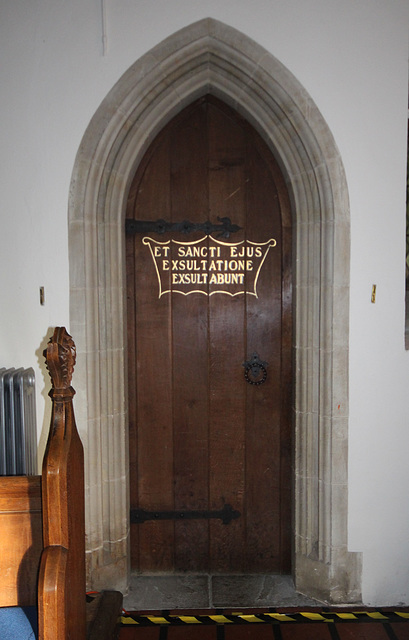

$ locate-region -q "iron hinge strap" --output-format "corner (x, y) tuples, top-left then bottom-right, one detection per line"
(125, 217), (241, 238)
(130, 503), (241, 525)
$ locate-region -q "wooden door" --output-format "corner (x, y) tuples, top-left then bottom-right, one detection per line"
(126, 96), (292, 574)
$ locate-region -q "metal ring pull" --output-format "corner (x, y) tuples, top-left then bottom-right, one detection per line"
(242, 352), (268, 386)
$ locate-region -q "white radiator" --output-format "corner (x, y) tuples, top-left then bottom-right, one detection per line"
(0, 368), (37, 475)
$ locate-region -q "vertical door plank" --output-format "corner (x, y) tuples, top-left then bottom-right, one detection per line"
(244, 136), (283, 572)
(170, 103), (210, 571)
(252, 138), (293, 574)
(207, 101), (247, 572)
(277, 182), (293, 574)
(131, 134), (175, 571)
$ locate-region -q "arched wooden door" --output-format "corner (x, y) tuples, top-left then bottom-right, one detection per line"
(126, 96), (292, 574)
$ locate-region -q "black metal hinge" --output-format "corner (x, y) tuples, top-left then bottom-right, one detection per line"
(125, 217), (242, 238)
(130, 503), (241, 525)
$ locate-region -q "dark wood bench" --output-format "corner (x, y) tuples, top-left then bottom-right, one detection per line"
(0, 328), (122, 639)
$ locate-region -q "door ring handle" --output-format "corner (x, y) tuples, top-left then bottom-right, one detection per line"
(243, 352), (268, 386)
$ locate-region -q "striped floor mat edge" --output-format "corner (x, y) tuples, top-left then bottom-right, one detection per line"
(121, 610), (409, 626)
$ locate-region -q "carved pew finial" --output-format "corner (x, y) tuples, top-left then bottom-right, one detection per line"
(43, 327), (76, 395)
(39, 327), (86, 640)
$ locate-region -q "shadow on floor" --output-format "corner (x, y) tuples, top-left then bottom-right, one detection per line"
(123, 574), (322, 611)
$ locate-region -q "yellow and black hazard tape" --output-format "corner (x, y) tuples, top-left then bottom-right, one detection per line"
(121, 610), (409, 626)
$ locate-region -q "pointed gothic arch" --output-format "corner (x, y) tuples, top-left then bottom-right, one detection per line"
(68, 18), (361, 602)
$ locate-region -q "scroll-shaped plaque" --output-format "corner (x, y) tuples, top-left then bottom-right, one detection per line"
(143, 235), (277, 298)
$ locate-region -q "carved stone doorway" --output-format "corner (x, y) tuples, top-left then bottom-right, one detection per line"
(68, 18), (361, 602)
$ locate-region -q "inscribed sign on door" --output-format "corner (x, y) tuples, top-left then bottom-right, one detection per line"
(142, 236), (277, 298)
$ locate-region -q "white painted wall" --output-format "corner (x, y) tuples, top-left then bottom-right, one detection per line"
(0, 0), (408, 605)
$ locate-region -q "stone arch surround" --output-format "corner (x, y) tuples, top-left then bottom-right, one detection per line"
(69, 18), (362, 602)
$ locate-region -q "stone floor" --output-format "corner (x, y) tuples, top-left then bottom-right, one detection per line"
(123, 574), (321, 611)
(121, 575), (409, 640)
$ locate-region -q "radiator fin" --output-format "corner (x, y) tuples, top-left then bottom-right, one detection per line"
(0, 368), (37, 475)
